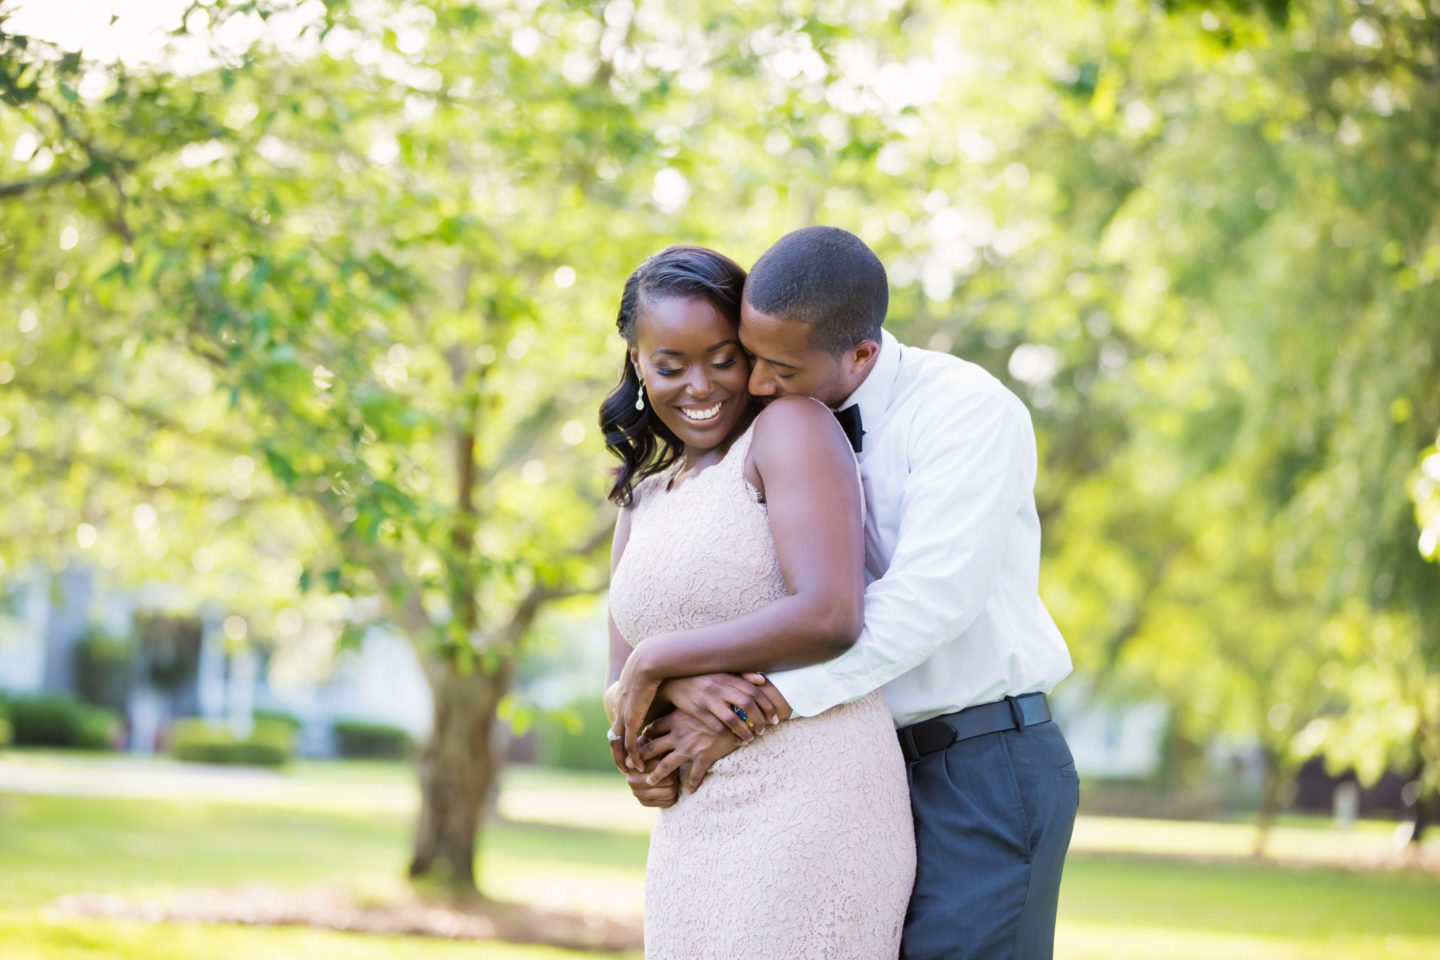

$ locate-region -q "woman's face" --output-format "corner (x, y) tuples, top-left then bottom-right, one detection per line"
(630, 295), (752, 453)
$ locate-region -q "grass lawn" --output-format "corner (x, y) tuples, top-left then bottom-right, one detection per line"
(2, 754), (1439, 959)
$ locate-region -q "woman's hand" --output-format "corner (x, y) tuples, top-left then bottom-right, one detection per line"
(659, 673), (782, 744)
(611, 644), (665, 770)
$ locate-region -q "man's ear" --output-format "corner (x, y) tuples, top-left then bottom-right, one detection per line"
(846, 338), (881, 376)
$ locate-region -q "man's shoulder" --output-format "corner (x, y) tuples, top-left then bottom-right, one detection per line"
(887, 337), (1037, 472)
(893, 338), (1026, 417)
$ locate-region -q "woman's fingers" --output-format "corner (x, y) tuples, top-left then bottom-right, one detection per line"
(609, 732), (629, 773)
(626, 679), (662, 771)
(713, 678), (770, 734)
(624, 706), (644, 771)
(711, 700), (756, 742)
(747, 683), (782, 726)
(738, 674), (782, 724)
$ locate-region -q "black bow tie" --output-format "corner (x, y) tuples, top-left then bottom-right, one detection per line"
(834, 404), (863, 453)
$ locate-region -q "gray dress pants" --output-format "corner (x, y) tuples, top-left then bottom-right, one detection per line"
(900, 719), (1079, 960)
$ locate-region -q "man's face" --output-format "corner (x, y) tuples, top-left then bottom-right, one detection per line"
(739, 300), (860, 408)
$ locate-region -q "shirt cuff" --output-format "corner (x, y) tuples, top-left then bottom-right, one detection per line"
(765, 663), (854, 719)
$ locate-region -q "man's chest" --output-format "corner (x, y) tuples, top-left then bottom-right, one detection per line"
(856, 435), (907, 576)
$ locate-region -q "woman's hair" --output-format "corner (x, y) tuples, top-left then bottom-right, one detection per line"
(600, 245), (747, 506)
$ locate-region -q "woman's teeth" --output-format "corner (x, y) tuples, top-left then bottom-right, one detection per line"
(680, 402), (723, 422)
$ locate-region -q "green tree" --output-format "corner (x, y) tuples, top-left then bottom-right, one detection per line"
(0, 0), (928, 892)
(6, 0), (1438, 891)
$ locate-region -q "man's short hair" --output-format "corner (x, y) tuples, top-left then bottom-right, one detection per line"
(744, 226), (888, 355)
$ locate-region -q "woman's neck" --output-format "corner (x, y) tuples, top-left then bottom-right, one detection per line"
(677, 404), (761, 472)
(679, 442), (726, 472)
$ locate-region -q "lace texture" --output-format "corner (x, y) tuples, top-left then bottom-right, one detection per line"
(610, 424), (916, 959)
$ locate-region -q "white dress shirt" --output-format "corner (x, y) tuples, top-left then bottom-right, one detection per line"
(767, 329), (1073, 729)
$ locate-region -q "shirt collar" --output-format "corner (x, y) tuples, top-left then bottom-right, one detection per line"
(835, 328), (902, 436)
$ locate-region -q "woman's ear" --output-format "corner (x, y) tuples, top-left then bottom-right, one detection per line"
(628, 346), (641, 376)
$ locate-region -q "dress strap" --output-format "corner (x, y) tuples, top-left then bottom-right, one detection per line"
(722, 421), (759, 474)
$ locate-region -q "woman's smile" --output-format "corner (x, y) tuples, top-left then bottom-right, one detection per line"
(679, 399), (727, 422)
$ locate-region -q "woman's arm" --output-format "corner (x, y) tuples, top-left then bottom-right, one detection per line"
(615, 397), (864, 765)
(607, 483), (784, 764)
(630, 396), (864, 677)
(604, 505), (634, 725)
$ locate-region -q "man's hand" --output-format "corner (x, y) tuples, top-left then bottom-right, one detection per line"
(658, 673), (784, 744)
(638, 709), (746, 795)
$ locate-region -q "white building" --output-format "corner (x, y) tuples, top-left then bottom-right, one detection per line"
(0, 564), (432, 756)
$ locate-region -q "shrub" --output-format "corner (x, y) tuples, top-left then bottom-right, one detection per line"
(252, 709), (303, 734)
(534, 694), (616, 773)
(332, 719), (412, 759)
(0, 700), (11, 748)
(169, 718), (293, 767)
(2, 694), (121, 750)
(71, 627), (134, 712)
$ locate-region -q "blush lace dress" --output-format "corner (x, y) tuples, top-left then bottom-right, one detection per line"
(609, 423), (915, 959)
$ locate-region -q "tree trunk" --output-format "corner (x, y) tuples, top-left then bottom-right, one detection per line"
(408, 663), (514, 895)
(1407, 734), (1435, 851)
(1254, 746), (1280, 859)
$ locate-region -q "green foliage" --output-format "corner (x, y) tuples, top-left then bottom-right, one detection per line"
(0, 694), (120, 750)
(2, 0), (1438, 863)
(71, 626), (134, 712)
(133, 616), (203, 693)
(1414, 443), (1440, 564)
(252, 708), (303, 734)
(330, 719), (412, 759)
(168, 718), (294, 767)
(533, 695), (615, 774)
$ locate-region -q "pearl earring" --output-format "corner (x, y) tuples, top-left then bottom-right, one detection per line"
(634, 365), (646, 411)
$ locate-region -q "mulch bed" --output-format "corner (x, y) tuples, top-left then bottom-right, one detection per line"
(51, 885), (643, 952)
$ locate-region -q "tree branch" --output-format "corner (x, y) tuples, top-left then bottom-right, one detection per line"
(0, 161), (133, 199)
(494, 516), (616, 650)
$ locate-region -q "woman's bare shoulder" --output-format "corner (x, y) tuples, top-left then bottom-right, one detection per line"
(750, 395), (849, 460)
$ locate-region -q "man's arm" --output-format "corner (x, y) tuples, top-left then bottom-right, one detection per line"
(765, 388), (1035, 718)
(637, 388), (1036, 790)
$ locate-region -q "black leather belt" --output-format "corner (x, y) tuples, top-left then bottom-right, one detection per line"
(897, 692), (1052, 762)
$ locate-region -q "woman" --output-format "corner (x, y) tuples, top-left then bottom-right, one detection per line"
(599, 245), (914, 958)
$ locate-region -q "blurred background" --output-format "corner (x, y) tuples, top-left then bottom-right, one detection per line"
(1, 0), (1438, 957)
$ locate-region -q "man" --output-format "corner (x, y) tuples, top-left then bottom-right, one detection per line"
(627, 226), (1077, 959)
